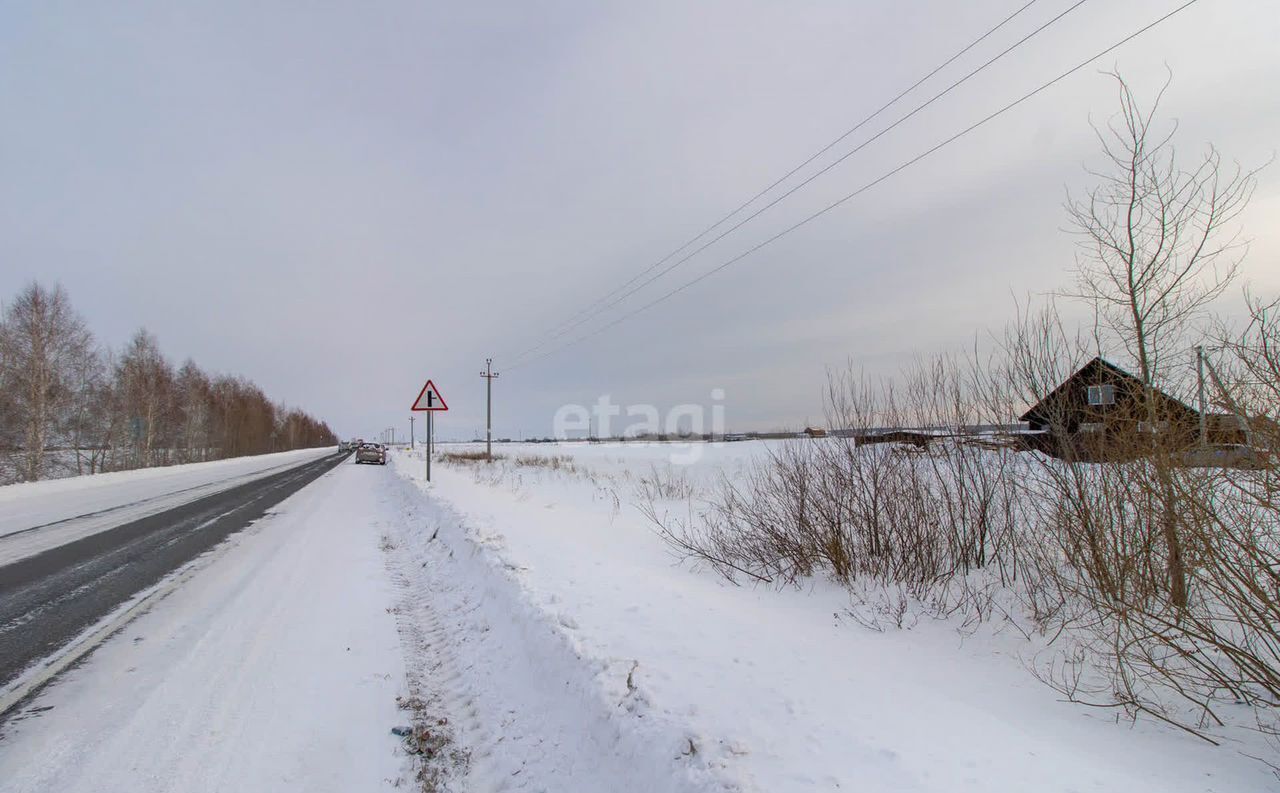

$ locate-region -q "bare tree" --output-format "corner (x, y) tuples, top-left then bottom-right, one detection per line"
(65, 345), (110, 475)
(174, 359), (211, 463)
(0, 282), (94, 481)
(0, 283), (336, 482)
(114, 329), (175, 468)
(1066, 70), (1260, 390)
(1065, 71), (1262, 610)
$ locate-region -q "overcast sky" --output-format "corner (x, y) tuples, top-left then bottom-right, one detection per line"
(1, 0), (1277, 440)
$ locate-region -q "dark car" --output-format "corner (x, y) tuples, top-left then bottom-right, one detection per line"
(355, 443), (387, 465)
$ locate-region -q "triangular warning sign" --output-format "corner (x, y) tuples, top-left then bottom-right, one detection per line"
(411, 380), (449, 411)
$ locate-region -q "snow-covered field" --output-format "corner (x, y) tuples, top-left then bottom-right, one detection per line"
(2, 440), (1274, 791)
(0, 447), (333, 565)
(390, 440), (1277, 792)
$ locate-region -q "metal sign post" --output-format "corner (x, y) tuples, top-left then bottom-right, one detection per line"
(411, 379), (449, 484)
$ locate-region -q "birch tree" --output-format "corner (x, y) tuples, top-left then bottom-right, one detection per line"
(0, 283), (94, 481)
(114, 329), (175, 468)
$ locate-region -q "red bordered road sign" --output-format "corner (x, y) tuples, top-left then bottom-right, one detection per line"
(411, 380), (448, 411)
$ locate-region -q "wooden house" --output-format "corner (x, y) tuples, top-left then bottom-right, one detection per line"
(1019, 357), (1200, 461)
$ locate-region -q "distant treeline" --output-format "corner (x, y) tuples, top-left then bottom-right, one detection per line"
(0, 282), (336, 483)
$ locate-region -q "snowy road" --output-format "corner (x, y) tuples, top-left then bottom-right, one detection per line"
(0, 457), (408, 793)
(0, 448), (334, 566)
(0, 451), (348, 695)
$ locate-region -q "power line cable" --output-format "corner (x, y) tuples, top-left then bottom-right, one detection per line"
(505, 0), (1088, 367)
(506, 1), (1043, 362)
(506, 0), (1203, 372)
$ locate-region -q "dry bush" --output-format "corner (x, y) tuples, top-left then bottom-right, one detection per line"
(650, 295), (1280, 746)
(439, 450), (504, 464)
(648, 356), (1024, 609)
(513, 454), (577, 473)
(634, 464), (696, 502)
(1021, 450), (1280, 741)
(1001, 293), (1280, 744)
(897, 355), (1025, 585)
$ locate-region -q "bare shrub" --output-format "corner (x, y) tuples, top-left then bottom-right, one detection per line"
(1021, 449), (1280, 741)
(634, 464), (695, 502)
(987, 289), (1280, 742)
(439, 450), (505, 465)
(648, 356), (1023, 610)
(899, 355), (1024, 585)
(513, 454), (577, 473)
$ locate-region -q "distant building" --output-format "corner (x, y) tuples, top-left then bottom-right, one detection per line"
(853, 429), (932, 449)
(803, 427), (828, 438)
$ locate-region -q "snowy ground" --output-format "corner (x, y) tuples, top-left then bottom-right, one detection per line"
(2, 441), (1275, 792)
(0, 447), (333, 565)
(0, 457), (407, 793)
(389, 440), (1278, 792)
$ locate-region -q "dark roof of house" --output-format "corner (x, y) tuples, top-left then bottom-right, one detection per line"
(1019, 356), (1196, 425)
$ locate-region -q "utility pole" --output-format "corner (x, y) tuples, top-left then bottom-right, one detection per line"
(1203, 352), (1255, 448)
(409, 415), (416, 450)
(480, 358), (499, 460)
(1196, 345), (1208, 447)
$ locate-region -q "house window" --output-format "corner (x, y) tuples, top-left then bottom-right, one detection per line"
(1087, 384), (1115, 406)
(1138, 420), (1170, 434)
(1079, 422), (1105, 434)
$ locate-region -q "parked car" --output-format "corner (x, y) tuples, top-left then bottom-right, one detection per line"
(355, 443), (387, 465)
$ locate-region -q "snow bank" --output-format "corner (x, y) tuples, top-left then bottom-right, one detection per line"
(392, 441), (1276, 792)
(383, 452), (734, 791)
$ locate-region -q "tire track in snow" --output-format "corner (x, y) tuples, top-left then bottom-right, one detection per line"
(376, 465), (737, 793)
(382, 525), (470, 791)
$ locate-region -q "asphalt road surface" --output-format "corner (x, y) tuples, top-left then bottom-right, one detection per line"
(0, 451), (349, 696)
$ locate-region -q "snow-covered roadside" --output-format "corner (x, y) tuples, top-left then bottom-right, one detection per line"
(0, 459), (408, 793)
(0, 447), (334, 565)
(381, 454), (735, 792)
(392, 443), (1277, 792)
